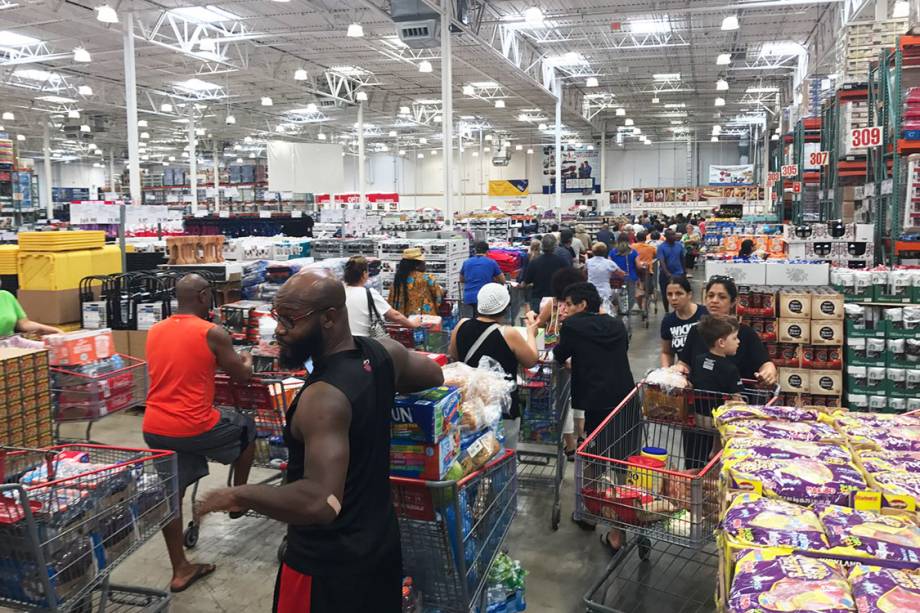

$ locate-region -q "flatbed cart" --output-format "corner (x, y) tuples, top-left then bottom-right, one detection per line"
(183, 373), (300, 553)
(516, 358), (570, 530)
(0, 443), (178, 612)
(574, 381), (777, 612)
(392, 449), (517, 613)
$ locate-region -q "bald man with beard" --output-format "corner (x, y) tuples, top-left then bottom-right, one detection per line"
(142, 273), (255, 593)
(196, 270), (444, 613)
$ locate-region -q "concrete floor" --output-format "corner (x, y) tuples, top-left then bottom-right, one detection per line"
(53, 300), (672, 613)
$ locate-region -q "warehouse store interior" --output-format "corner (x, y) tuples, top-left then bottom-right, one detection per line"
(2, 0), (920, 612)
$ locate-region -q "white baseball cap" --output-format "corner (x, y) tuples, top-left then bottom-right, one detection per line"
(477, 283), (511, 316)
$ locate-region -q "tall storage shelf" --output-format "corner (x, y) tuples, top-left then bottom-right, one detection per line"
(791, 117), (821, 224)
(867, 36), (920, 265)
(819, 87), (871, 223)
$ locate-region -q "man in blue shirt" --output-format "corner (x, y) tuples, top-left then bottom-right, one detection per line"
(460, 241), (505, 318)
(656, 230), (685, 313)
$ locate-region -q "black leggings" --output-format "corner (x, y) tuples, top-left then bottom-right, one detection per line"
(659, 274), (671, 312)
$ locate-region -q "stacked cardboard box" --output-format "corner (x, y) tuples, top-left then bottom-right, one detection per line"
(836, 18), (907, 84)
(784, 223), (874, 268)
(839, 100), (870, 157)
(0, 346), (53, 447)
(845, 301), (920, 413)
(774, 288), (845, 408)
(389, 386), (461, 480)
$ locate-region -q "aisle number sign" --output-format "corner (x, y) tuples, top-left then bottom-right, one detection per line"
(809, 151), (830, 166)
(850, 127), (882, 149)
(767, 171), (781, 184)
(781, 164), (798, 178)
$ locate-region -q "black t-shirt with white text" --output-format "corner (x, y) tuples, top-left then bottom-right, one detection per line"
(679, 323), (770, 381)
(690, 352), (743, 416)
(660, 305), (708, 355)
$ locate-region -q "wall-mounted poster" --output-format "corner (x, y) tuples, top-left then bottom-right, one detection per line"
(488, 179), (529, 197)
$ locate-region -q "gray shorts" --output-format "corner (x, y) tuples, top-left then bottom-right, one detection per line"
(144, 408), (257, 490)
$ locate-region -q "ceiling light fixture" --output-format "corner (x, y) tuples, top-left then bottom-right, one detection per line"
(894, 1), (910, 18)
(586, 77), (599, 87)
(80, 124), (90, 133)
(515, 144), (523, 151)
(137, 119), (148, 127)
(73, 47), (91, 62)
(417, 152), (424, 159)
(261, 96), (273, 106)
(195, 128), (205, 136)
(721, 15), (739, 31)
(198, 37), (216, 52)
(388, 130), (397, 137)
(653, 72), (680, 81)
(527, 148), (533, 155)
(236, 157), (243, 164)
(462, 85), (475, 96)
(96, 4), (118, 23)
(305, 103), (318, 113)
(494, 100), (505, 108)
(716, 53), (731, 66)
(418, 60), (433, 73)
(78, 85), (93, 96)
(399, 106), (410, 115)
(538, 123), (547, 130)
(347, 22), (364, 38)
(140, 131), (150, 139)
(586, 144), (594, 150)
(485, 134), (493, 141)
(616, 108), (626, 116)
(225, 114), (236, 125)
(419, 137), (428, 144)
(716, 78), (729, 91)
(317, 132), (327, 140)
(16, 134), (24, 142)
(771, 134), (779, 141)
(399, 149), (406, 156)
(624, 118), (634, 126)
(483, 147), (491, 153)
(356, 91), (368, 102)
(471, 151), (478, 157)
(523, 7), (544, 25)
(244, 136), (253, 144)
(652, 97), (659, 104)
(711, 136), (718, 142)
(714, 97), (725, 106)
(160, 103), (173, 113)
(294, 68), (308, 81)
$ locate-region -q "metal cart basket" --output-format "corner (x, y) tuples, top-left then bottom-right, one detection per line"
(0, 444), (177, 612)
(575, 381), (777, 612)
(516, 359), (569, 530)
(391, 449), (517, 612)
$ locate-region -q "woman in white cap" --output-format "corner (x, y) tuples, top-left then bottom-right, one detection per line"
(449, 283), (540, 448)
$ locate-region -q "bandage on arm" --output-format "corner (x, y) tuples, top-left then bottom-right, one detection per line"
(326, 494), (341, 516)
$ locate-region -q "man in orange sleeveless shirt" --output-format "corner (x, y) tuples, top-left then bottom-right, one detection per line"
(143, 273), (254, 593)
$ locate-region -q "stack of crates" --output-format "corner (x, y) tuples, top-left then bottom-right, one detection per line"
(837, 18), (908, 84)
(376, 238), (468, 301)
(16, 231), (122, 326)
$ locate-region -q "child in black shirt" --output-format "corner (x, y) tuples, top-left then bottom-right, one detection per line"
(685, 315), (743, 469)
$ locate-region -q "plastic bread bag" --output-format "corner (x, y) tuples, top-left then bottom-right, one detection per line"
(726, 549), (854, 613)
(442, 358), (512, 431)
(720, 492), (829, 551)
(815, 504), (920, 563)
(719, 418), (843, 444)
(713, 404), (820, 428)
(848, 564), (920, 613)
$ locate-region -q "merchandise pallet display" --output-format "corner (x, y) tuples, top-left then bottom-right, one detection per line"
(791, 116), (822, 224)
(783, 222), (875, 268)
(714, 404), (920, 611)
(377, 237), (469, 302)
(819, 87), (871, 222)
(0, 346), (54, 449)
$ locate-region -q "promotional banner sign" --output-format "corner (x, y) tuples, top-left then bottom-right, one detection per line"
(488, 179), (529, 197)
(542, 145), (600, 193)
(708, 164), (755, 186)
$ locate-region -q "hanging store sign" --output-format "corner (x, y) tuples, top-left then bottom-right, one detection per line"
(541, 145), (599, 194)
(809, 151), (830, 166)
(781, 164), (799, 178)
(792, 182), (802, 194)
(850, 127), (882, 150)
(708, 164), (755, 186)
(767, 171), (781, 184)
(488, 180), (529, 197)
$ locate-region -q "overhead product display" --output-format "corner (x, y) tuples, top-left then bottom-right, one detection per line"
(4, 1), (920, 612)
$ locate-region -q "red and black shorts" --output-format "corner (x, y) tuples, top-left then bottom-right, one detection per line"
(272, 562), (401, 613)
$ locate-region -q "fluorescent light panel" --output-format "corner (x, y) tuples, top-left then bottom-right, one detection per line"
(168, 6), (239, 24)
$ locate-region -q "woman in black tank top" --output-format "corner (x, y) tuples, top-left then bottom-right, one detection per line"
(448, 283), (540, 448)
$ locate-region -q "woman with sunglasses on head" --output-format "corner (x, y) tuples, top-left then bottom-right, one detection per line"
(659, 276), (707, 368)
(388, 248), (445, 317)
(676, 276), (777, 386)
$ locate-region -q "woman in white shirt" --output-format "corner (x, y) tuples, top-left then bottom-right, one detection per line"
(343, 256), (418, 336)
(585, 242), (623, 304)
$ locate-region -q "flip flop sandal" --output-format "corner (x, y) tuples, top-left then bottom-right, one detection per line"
(170, 563), (216, 593)
(600, 532), (622, 556)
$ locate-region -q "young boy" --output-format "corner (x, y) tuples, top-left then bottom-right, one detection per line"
(684, 315), (743, 469)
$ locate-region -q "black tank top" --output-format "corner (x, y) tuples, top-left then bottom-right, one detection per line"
(455, 319), (520, 419)
(282, 336), (400, 576)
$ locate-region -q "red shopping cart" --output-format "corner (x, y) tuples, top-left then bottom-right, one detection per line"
(0, 444), (177, 612)
(574, 380), (777, 613)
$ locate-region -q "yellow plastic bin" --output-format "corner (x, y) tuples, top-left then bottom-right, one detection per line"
(18, 250), (98, 290)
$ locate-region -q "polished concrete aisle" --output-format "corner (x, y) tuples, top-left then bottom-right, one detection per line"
(56, 308), (667, 613)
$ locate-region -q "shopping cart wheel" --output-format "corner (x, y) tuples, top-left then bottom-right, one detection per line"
(277, 536), (287, 563)
(551, 504), (561, 531)
(184, 521), (200, 549)
(637, 536), (652, 561)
